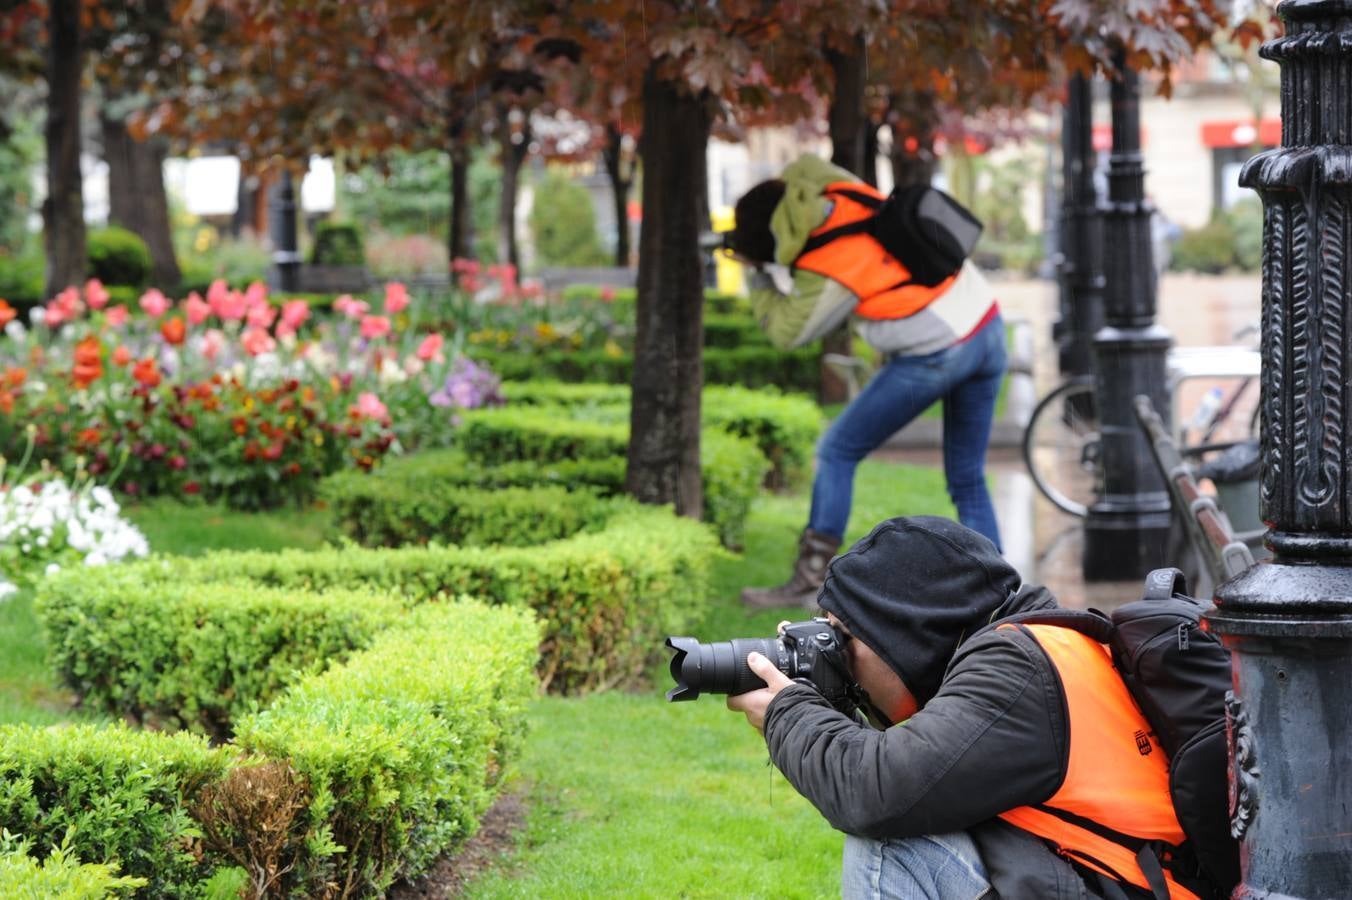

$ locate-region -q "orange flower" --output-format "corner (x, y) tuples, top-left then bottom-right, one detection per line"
(132, 357), (161, 388)
(72, 336), (104, 388)
(0, 299), (14, 327)
(3, 367), (26, 389)
(160, 316), (186, 346)
(76, 427), (102, 448)
(0, 390), (12, 414)
(112, 346), (132, 367)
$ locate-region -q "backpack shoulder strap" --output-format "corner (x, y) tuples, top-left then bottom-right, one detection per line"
(1142, 567), (1188, 601)
(795, 186), (885, 259)
(971, 607), (1116, 646)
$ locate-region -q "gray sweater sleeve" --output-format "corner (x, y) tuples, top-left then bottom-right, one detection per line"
(761, 628), (1069, 838)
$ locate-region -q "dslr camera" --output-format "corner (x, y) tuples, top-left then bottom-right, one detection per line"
(664, 618), (859, 716)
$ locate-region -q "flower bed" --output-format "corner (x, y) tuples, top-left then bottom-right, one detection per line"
(0, 279), (501, 509)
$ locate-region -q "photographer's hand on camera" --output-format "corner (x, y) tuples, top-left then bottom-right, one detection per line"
(725, 652), (793, 732)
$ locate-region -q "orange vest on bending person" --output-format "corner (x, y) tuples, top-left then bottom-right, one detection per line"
(997, 624), (1202, 900)
(792, 181), (958, 320)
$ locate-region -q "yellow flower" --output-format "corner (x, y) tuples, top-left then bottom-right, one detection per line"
(604, 339), (624, 358)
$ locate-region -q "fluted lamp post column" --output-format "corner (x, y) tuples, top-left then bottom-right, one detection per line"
(1082, 50), (1174, 580)
(1205, 2), (1352, 896)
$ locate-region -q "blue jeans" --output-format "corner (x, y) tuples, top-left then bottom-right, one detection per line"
(842, 831), (993, 900)
(808, 315), (1007, 550)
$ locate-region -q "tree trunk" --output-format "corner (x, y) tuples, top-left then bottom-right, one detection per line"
(448, 140), (473, 267)
(102, 110), (181, 289)
(888, 90), (939, 189)
(602, 123), (633, 268)
(43, 0), (86, 299)
(497, 107), (529, 269)
(626, 64), (711, 519)
(821, 33), (873, 405)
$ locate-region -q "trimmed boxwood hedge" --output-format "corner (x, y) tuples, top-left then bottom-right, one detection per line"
(4, 598), (539, 898)
(456, 406), (768, 547)
(36, 575), (409, 739)
(469, 344), (820, 392)
(40, 504), (717, 696)
(500, 382), (821, 489)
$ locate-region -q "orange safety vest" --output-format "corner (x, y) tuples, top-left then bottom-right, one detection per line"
(997, 624), (1202, 900)
(792, 181), (958, 321)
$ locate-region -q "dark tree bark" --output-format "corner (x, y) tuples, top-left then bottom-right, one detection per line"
(43, 0), (86, 298)
(496, 106), (529, 270)
(601, 123), (635, 267)
(448, 139), (473, 267)
(232, 168), (259, 239)
(888, 91), (940, 189)
(101, 111), (181, 289)
(822, 33), (876, 404)
(625, 64), (711, 519)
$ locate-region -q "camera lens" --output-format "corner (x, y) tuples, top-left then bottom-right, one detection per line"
(665, 636), (785, 701)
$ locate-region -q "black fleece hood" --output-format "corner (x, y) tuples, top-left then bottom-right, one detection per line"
(816, 516), (1036, 705)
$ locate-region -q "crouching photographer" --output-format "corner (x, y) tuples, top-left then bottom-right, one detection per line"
(676, 516), (1237, 900)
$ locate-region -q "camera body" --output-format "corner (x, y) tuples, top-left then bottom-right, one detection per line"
(665, 618), (856, 715)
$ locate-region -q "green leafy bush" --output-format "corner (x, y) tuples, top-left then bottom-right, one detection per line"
(0, 837), (147, 898)
(234, 600), (539, 896)
(499, 382), (821, 489)
(0, 247), (45, 310)
(310, 221), (366, 266)
(457, 405), (768, 546)
(85, 226), (151, 288)
(177, 236), (272, 295)
(470, 344), (820, 392)
(0, 723), (236, 897)
(36, 574), (408, 738)
(1171, 217), (1238, 274)
(51, 505), (717, 693)
(1228, 198), (1264, 272)
(321, 479), (615, 548)
(529, 169), (609, 267)
(704, 312), (769, 348)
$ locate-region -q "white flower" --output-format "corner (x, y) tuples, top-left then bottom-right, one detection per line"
(45, 563), (60, 576)
(4, 320), (26, 341)
(0, 582), (16, 600)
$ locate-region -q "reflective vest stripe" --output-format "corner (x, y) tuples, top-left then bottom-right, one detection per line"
(793, 182), (956, 320)
(997, 624), (1201, 900)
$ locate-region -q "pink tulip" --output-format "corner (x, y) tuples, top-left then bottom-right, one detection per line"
(384, 282), (410, 314)
(105, 305), (129, 327)
(43, 303), (67, 328)
(281, 300), (310, 330)
(207, 278), (229, 306)
(360, 315), (391, 340)
(247, 303), (277, 330)
(334, 294), (369, 319)
(415, 332), (444, 361)
(139, 289), (171, 318)
(241, 326), (276, 356)
(184, 292), (211, 326)
(244, 281), (268, 309)
(215, 289), (247, 321)
(353, 391), (388, 420)
(85, 279), (110, 310)
(53, 286), (82, 320)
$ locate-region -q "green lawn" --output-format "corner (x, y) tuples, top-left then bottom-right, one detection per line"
(0, 459), (954, 896)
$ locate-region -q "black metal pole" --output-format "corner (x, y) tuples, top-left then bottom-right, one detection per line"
(269, 169), (301, 292)
(1056, 73), (1105, 381)
(1206, 2), (1352, 895)
(1082, 51), (1173, 581)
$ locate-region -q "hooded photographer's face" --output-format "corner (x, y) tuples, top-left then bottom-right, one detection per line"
(827, 613), (920, 725)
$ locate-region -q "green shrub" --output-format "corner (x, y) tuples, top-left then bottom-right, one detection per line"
(470, 344), (820, 392)
(1171, 217), (1237, 274)
(36, 573), (408, 738)
(234, 600), (539, 896)
(0, 247), (45, 310)
(458, 405), (768, 545)
(47, 506), (717, 694)
(704, 312), (769, 348)
(559, 285), (748, 316)
(0, 723), (236, 897)
(177, 236), (272, 295)
(0, 837), (147, 898)
(321, 479), (615, 548)
(85, 226), (151, 288)
(529, 169), (609, 267)
(1228, 198), (1263, 272)
(310, 221), (366, 266)
(499, 382), (821, 489)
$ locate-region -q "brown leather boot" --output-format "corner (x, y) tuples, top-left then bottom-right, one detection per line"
(740, 529), (841, 610)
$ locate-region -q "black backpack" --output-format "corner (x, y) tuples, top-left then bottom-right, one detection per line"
(796, 184), (983, 287)
(988, 568), (1240, 900)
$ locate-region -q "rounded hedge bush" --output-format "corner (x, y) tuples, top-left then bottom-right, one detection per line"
(87, 226), (152, 287)
(310, 221), (365, 266)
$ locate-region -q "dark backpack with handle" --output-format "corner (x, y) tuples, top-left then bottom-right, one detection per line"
(985, 568), (1240, 899)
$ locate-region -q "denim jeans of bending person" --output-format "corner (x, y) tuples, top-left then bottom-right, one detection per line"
(808, 314), (1007, 549)
(842, 831), (994, 900)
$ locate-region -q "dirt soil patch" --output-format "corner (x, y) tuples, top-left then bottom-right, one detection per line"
(388, 789), (529, 899)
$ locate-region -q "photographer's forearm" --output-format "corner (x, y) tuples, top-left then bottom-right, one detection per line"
(749, 269), (829, 350)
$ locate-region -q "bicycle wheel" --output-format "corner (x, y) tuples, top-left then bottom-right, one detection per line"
(1022, 376), (1099, 518)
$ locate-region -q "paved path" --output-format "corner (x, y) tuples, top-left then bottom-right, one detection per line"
(872, 272), (1262, 610)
